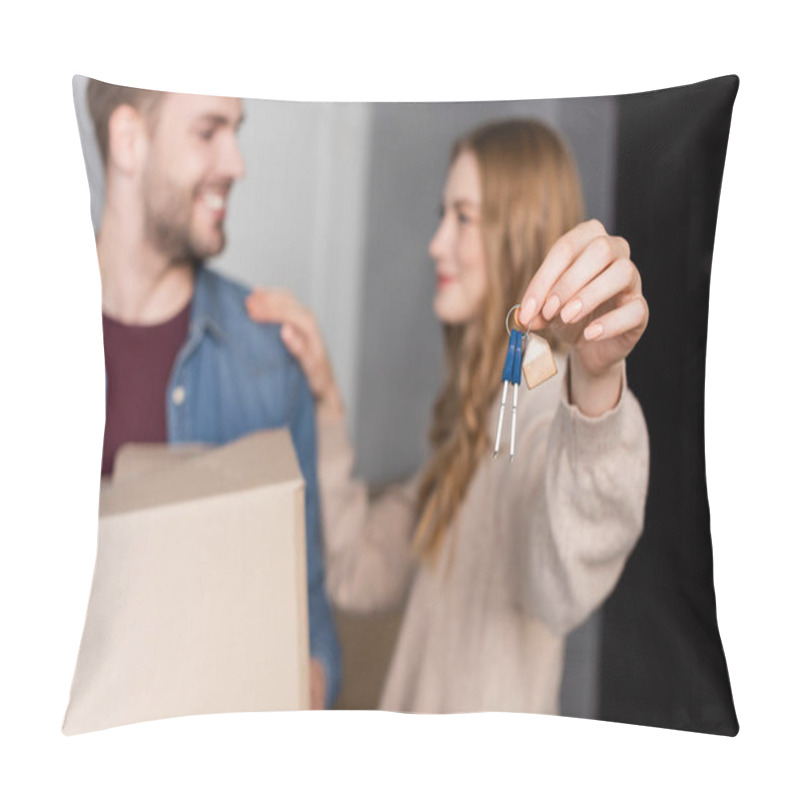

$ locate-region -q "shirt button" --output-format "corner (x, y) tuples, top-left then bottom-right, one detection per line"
(172, 386), (186, 406)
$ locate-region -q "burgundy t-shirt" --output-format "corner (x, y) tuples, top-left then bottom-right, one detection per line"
(101, 302), (192, 476)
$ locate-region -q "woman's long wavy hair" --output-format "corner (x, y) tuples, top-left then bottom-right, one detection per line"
(413, 119), (585, 565)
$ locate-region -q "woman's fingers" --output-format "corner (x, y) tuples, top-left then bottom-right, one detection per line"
(546, 237), (631, 322)
(245, 288), (295, 322)
(281, 320), (336, 401)
(247, 288), (344, 419)
(558, 257), (639, 325)
(247, 288), (323, 347)
(582, 296), (649, 342)
(245, 287), (294, 321)
(246, 287), (315, 334)
(278, 321), (305, 358)
(519, 219), (609, 325)
(246, 288), (337, 401)
(280, 323), (317, 378)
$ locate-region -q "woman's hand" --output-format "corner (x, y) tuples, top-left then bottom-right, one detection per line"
(517, 219), (649, 416)
(245, 288), (345, 422)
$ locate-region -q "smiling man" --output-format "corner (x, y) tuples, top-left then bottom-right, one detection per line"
(87, 79), (340, 709)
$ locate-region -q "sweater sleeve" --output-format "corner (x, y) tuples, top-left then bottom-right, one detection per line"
(515, 355), (650, 637)
(315, 416), (419, 615)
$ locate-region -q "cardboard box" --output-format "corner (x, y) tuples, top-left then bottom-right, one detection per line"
(63, 429), (310, 736)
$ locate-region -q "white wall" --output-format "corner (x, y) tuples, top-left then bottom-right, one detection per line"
(209, 99), (372, 424)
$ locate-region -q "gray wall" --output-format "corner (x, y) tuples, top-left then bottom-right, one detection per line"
(73, 78), (616, 720)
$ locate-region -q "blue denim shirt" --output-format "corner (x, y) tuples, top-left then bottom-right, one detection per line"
(108, 264), (341, 708)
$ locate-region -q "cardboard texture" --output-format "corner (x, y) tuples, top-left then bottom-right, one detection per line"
(63, 429), (310, 736)
(111, 442), (209, 482)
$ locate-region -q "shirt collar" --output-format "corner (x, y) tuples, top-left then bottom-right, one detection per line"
(189, 262), (229, 344)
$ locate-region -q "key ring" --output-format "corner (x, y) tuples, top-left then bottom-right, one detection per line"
(505, 304), (531, 340)
(496, 306), (530, 462)
(495, 304), (559, 460)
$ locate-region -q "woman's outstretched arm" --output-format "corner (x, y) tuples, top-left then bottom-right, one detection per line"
(511, 355), (649, 637)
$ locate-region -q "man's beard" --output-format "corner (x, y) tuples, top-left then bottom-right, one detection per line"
(143, 179), (226, 264)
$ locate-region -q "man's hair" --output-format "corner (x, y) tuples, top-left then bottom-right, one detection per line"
(86, 78), (166, 167)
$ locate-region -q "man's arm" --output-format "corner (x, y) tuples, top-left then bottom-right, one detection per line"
(287, 364), (341, 709)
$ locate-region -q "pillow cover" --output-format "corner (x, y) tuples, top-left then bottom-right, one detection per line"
(598, 77), (739, 735)
(69, 74), (738, 734)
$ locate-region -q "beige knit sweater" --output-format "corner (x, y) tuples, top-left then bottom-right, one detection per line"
(317, 351), (649, 714)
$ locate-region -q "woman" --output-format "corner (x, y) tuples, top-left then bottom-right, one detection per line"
(246, 119), (650, 714)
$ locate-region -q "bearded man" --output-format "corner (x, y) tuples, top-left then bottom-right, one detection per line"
(87, 79), (340, 709)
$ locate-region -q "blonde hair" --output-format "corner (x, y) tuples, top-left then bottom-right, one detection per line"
(413, 119), (586, 564)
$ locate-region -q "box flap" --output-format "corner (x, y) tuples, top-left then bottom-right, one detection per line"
(100, 428), (303, 518)
(112, 442), (209, 482)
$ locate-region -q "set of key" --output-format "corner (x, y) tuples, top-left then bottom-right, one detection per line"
(493, 304), (559, 461)
(493, 328), (524, 461)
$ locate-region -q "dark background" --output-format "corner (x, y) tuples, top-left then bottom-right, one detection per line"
(599, 76), (740, 735)
(73, 76), (740, 733)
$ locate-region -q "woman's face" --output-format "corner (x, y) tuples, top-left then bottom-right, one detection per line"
(428, 149), (489, 325)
